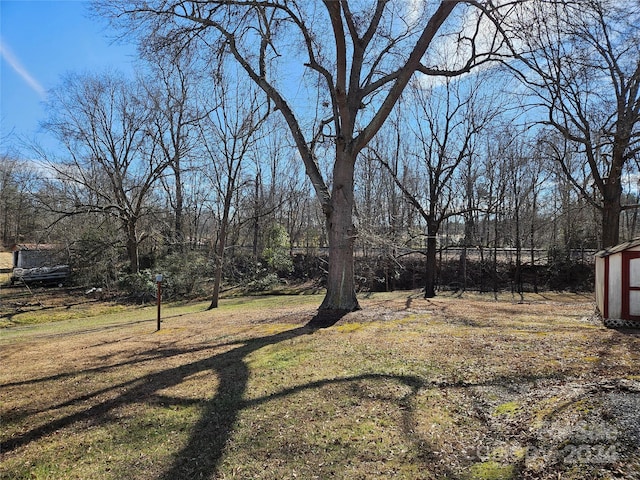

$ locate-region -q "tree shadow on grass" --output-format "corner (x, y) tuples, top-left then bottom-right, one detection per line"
(1, 325), (314, 452)
(155, 324), (318, 479)
(2, 309), (474, 479)
(2, 312), (349, 471)
(153, 309), (467, 479)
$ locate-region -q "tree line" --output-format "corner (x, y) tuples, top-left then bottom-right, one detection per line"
(2, 1), (639, 308)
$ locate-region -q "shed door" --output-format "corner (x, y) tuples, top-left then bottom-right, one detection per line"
(622, 251), (640, 320)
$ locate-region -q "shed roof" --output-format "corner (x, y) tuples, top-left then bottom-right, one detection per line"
(11, 244), (61, 252)
(594, 238), (640, 257)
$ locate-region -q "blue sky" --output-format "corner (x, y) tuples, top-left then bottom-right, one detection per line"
(1, 0), (136, 151)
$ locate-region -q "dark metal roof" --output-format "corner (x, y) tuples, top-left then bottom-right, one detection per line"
(594, 238), (640, 257)
(11, 244), (61, 252)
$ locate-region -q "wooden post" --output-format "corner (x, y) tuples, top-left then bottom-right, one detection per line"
(155, 274), (163, 331)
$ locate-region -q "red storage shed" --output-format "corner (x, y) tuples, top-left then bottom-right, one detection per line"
(595, 238), (640, 328)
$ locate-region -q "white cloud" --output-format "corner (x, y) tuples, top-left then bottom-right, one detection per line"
(411, 3), (497, 90)
(404, 0), (425, 27)
(0, 37), (46, 98)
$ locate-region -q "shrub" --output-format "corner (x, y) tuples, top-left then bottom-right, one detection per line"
(246, 273), (280, 292)
(155, 250), (210, 299)
(117, 270), (156, 302)
(263, 224), (293, 276)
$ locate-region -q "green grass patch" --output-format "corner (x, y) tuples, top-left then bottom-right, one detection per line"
(494, 401), (521, 416)
(468, 461), (516, 480)
(218, 293), (324, 311)
(335, 322), (364, 333)
(247, 343), (314, 371)
(2, 303), (130, 327)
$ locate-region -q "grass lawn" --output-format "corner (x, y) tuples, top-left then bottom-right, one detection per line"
(1, 290), (639, 479)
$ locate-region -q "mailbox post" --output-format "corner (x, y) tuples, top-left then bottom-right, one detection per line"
(155, 274), (163, 331)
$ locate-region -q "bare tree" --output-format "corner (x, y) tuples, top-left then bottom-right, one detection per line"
(542, 130), (600, 251)
(501, 130), (536, 299)
(477, 128), (509, 296)
(144, 55), (202, 252)
(42, 71), (166, 273)
(355, 103), (422, 292)
(502, 0), (640, 247)
(375, 75), (499, 298)
(521, 147), (550, 294)
(244, 116), (293, 259)
(97, 0), (505, 312)
(0, 153), (39, 246)
(197, 66), (269, 309)
(459, 137), (484, 292)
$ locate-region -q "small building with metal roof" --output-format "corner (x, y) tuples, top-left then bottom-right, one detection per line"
(595, 238), (640, 328)
(10, 244), (70, 285)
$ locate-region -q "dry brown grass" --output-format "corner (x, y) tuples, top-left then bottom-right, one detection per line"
(0, 251), (12, 269)
(1, 291), (639, 480)
(0, 251), (13, 284)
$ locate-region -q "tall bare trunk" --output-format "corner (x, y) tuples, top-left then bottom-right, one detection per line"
(424, 227), (438, 299)
(602, 181), (622, 248)
(174, 164), (184, 249)
(319, 151), (360, 312)
(209, 190), (233, 310)
(126, 220), (139, 274)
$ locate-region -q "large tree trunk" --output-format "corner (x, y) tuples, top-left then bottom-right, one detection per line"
(424, 221), (438, 299)
(125, 220), (139, 274)
(319, 151), (360, 312)
(173, 163), (184, 249)
(599, 163), (623, 248)
(601, 193), (622, 248)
